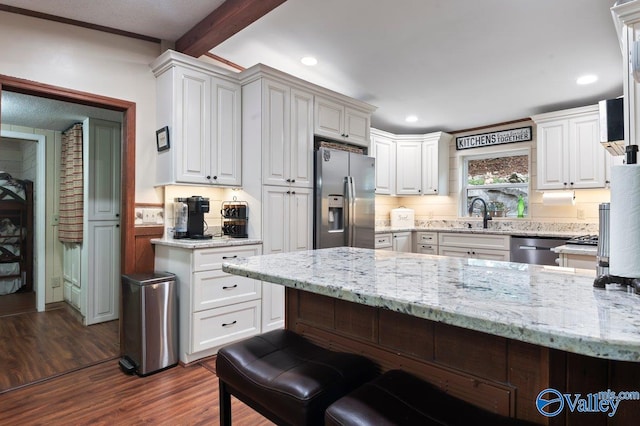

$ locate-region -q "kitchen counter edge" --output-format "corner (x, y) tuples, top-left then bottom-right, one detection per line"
(151, 237), (263, 249)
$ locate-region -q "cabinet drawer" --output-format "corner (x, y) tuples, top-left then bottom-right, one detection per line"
(191, 300), (261, 353)
(438, 233), (510, 251)
(193, 270), (261, 312)
(417, 244), (437, 255)
(416, 232), (437, 244)
(375, 233), (392, 249)
(193, 244), (262, 271)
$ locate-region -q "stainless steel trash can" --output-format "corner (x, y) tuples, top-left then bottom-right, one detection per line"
(119, 272), (178, 376)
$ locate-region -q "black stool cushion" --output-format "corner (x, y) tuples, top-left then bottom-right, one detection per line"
(216, 329), (377, 426)
(325, 369), (535, 426)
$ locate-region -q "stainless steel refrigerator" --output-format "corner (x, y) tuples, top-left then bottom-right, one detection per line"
(314, 147), (376, 249)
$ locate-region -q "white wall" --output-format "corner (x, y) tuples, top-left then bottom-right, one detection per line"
(0, 11), (162, 203)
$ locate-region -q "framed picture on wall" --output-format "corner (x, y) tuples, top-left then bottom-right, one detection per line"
(156, 126), (170, 152)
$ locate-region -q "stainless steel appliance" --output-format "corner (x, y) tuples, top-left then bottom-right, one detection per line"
(119, 272), (178, 376)
(509, 236), (567, 265)
(314, 147), (375, 249)
(597, 203), (610, 276)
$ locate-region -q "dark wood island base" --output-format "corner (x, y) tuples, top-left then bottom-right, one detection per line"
(286, 288), (640, 425)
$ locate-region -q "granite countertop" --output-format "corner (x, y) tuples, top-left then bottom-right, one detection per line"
(223, 247), (640, 362)
(151, 237), (262, 249)
(376, 226), (585, 239)
(553, 244), (598, 256)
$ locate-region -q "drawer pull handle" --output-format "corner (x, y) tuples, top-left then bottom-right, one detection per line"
(222, 320), (237, 327)
(222, 284), (238, 290)
(222, 255), (238, 259)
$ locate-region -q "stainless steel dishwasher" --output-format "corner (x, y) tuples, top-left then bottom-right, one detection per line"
(509, 236), (567, 265)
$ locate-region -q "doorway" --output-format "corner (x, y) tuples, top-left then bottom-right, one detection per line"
(0, 74), (137, 308)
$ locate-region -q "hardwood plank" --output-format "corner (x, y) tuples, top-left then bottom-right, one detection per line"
(2, 359), (274, 425)
(175, 0), (287, 57)
(0, 305), (119, 393)
(0, 291), (35, 317)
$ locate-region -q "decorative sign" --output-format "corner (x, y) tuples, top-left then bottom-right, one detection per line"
(456, 126), (532, 150)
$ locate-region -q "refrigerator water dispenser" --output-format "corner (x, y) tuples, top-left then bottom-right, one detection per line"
(327, 195), (344, 232)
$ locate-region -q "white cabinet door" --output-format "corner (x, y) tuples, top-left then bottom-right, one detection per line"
(315, 95), (371, 146)
(315, 96), (344, 138)
(344, 107), (370, 145)
(88, 119), (121, 221)
(211, 76), (241, 186)
(392, 232), (412, 252)
(86, 221), (120, 324)
(262, 282), (285, 332)
(535, 106), (604, 190)
(372, 132), (395, 195)
(289, 188), (313, 252)
(289, 88), (314, 188)
(176, 66), (211, 184)
(569, 114), (605, 189)
(395, 140), (423, 195)
(262, 186), (288, 255)
(536, 120), (569, 190)
(262, 79), (291, 187)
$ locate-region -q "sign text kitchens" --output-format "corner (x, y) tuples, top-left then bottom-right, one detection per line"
(456, 126), (532, 150)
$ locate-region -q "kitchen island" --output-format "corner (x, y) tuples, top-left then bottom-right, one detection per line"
(223, 247), (640, 424)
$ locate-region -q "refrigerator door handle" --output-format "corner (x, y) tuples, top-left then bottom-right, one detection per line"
(350, 176), (357, 245)
(346, 176), (355, 247)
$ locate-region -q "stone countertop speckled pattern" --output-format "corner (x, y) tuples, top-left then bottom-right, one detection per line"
(223, 247), (640, 362)
(376, 227), (587, 239)
(553, 245), (598, 256)
(151, 237), (262, 249)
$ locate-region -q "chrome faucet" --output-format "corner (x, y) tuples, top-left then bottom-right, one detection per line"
(468, 197), (492, 229)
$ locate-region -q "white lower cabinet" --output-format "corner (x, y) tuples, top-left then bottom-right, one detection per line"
(438, 233), (510, 261)
(415, 232), (438, 255)
(155, 243), (263, 364)
(375, 233), (393, 250)
(392, 232), (412, 252)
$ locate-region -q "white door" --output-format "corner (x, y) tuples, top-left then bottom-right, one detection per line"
(290, 88), (314, 188)
(422, 139), (439, 194)
(536, 120), (569, 190)
(395, 140), (422, 195)
(262, 186), (288, 255)
(86, 119), (121, 325)
(262, 80), (291, 186)
(211, 76), (241, 186)
(392, 232), (412, 252)
(372, 134), (395, 195)
(176, 67), (211, 184)
(314, 96), (344, 139)
(569, 114), (605, 189)
(344, 107), (370, 145)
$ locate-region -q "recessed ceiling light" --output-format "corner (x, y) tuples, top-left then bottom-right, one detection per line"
(301, 56), (318, 66)
(576, 74), (598, 85)
(405, 115), (418, 123)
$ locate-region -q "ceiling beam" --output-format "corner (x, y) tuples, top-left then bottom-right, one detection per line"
(176, 0), (286, 58)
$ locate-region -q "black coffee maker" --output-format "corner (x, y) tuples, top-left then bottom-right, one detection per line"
(186, 196), (212, 239)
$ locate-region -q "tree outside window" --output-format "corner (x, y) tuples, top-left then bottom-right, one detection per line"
(463, 150), (529, 218)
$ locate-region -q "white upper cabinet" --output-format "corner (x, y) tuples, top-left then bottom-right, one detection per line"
(533, 105), (605, 190)
(314, 95), (370, 146)
(395, 138), (423, 195)
(370, 129), (396, 195)
(261, 79), (314, 188)
(151, 50), (241, 187)
(421, 132), (451, 195)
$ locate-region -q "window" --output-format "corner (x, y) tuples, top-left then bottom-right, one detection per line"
(461, 149), (530, 218)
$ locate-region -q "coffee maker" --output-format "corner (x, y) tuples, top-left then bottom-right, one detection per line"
(174, 196), (212, 239)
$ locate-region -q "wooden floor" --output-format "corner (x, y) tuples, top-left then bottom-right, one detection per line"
(0, 291), (36, 316)
(0, 303), (119, 393)
(1, 358), (274, 425)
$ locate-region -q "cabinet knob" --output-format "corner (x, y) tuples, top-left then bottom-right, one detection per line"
(563, 182), (568, 186)
(286, 191), (291, 194)
(570, 182), (574, 186)
(116, 224), (120, 228)
(291, 179), (296, 183)
(115, 213), (120, 217)
(345, 134), (349, 138)
(213, 176), (218, 180)
(291, 191), (296, 195)
(418, 189), (421, 193)
(433, 189), (437, 193)
(286, 178), (291, 182)
(206, 175), (211, 180)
